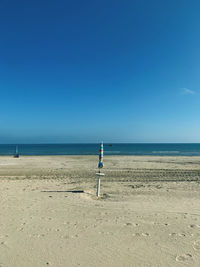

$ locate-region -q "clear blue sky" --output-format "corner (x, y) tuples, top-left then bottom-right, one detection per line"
(0, 0), (200, 143)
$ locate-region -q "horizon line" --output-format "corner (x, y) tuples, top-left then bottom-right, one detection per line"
(0, 142), (200, 145)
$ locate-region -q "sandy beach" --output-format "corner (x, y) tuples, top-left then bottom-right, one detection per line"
(0, 155), (200, 266)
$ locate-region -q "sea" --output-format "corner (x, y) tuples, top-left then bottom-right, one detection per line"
(1, 143), (200, 156)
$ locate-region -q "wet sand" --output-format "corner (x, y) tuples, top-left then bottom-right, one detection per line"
(0, 156), (200, 266)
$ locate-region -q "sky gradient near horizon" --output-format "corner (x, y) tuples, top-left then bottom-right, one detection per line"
(0, 0), (200, 143)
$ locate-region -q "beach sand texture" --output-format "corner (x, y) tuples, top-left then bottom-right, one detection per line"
(0, 156), (200, 266)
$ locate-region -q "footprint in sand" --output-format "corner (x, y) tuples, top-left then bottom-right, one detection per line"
(169, 233), (177, 236)
(169, 233), (186, 237)
(132, 233), (140, 236)
(178, 233), (186, 237)
(0, 241), (9, 249)
(176, 253), (193, 262)
(141, 233), (150, 236)
(193, 240), (200, 251)
(188, 224), (200, 228)
(37, 234), (45, 238)
(133, 232), (150, 237)
(61, 235), (70, 239)
(125, 223), (139, 227)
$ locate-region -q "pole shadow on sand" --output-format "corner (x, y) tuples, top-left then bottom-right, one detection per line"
(41, 190), (84, 193)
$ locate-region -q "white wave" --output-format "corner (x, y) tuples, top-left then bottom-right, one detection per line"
(104, 151), (120, 154)
(152, 151), (180, 154)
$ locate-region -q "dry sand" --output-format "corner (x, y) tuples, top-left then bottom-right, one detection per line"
(0, 156), (200, 266)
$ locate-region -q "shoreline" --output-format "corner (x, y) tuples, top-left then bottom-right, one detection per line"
(3, 154), (200, 157)
(0, 155), (200, 182)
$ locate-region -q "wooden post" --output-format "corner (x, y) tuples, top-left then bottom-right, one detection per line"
(97, 175), (100, 197)
(96, 171), (104, 197)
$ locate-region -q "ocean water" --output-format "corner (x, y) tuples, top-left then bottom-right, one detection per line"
(1, 143), (200, 156)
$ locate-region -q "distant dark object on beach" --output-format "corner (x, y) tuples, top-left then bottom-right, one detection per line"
(13, 146), (19, 158)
